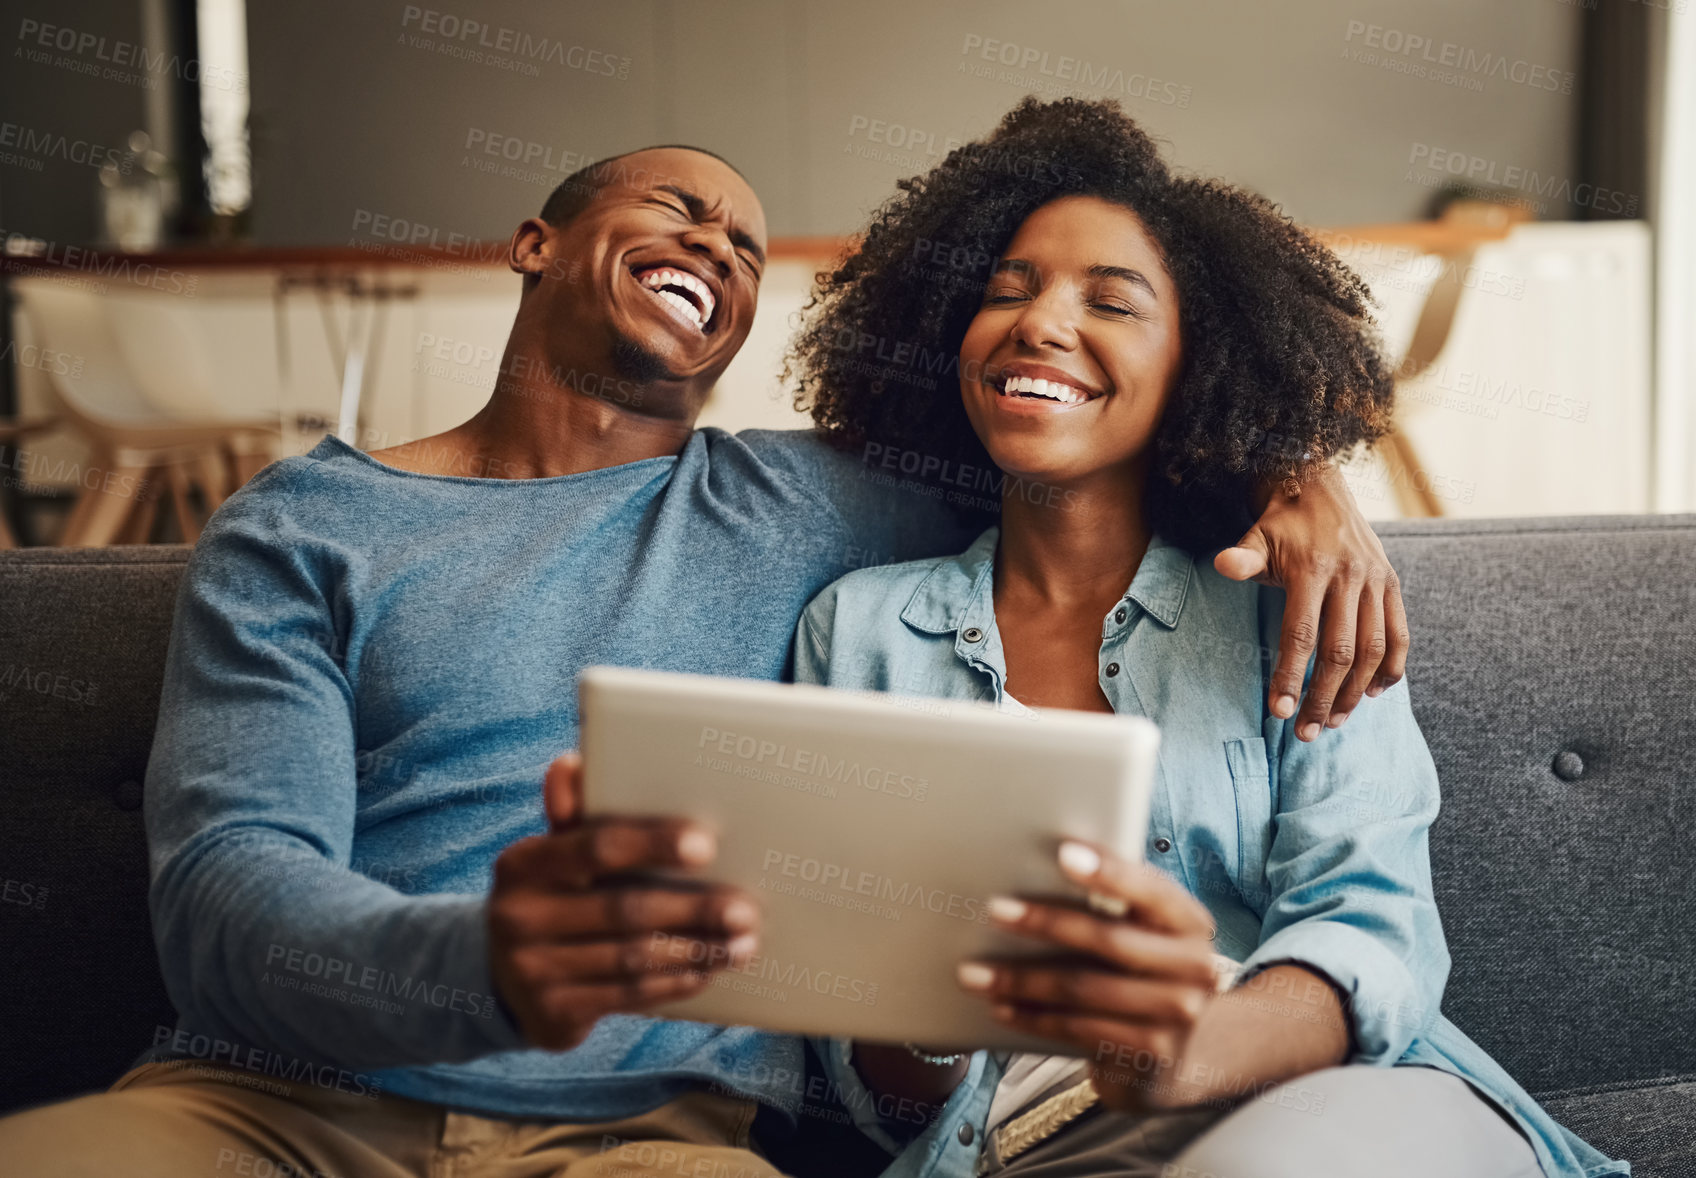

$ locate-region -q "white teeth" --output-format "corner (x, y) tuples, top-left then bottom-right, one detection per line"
(655, 288), (703, 329)
(639, 267), (715, 328)
(999, 375), (1089, 403)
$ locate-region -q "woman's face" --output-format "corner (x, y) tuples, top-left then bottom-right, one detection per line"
(959, 195), (1182, 489)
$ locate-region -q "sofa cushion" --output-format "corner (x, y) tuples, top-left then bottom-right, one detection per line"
(1540, 1079), (1696, 1178)
(0, 545), (188, 1113)
(1379, 515), (1696, 1098)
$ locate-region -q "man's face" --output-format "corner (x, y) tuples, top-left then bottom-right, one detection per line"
(516, 148), (768, 415)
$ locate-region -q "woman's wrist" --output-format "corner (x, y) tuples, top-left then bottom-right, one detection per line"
(1131, 963), (1350, 1111)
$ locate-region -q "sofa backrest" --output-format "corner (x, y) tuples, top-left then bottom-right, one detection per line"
(2, 516), (1694, 1112)
(1375, 515), (1696, 1096)
(1, 545), (186, 1112)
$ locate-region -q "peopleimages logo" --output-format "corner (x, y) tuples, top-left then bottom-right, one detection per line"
(759, 849), (992, 924)
(463, 128), (595, 174)
(0, 121), (129, 172)
(1407, 143), (1639, 217)
(1405, 362), (1592, 424)
(151, 1026), (382, 1098)
(398, 6), (631, 79)
(0, 227), (199, 295)
(15, 17), (247, 92)
(1, 877), (49, 911)
(0, 662), (98, 706)
(263, 943), (498, 1019)
(650, 934), (883, 1007)
(1342, 20), (1574, 93)
(958, 34), (1193, 107)
(697, 725), (930, 801)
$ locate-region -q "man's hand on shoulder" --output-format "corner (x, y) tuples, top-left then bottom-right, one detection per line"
(487, 752), (760, 1050)
(1213, 464), (1410, 742)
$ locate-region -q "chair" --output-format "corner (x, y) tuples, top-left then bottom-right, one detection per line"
(1320, 202), (1532, 518)
(0, 417), (58, 548)
(10, 280), (281, 546)
(1382, 244), (1476, 517)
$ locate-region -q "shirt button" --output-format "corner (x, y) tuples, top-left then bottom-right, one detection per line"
(1114, 607), (1128, 624)
(957, 1123), (975, 1146)
(962, 627), (984, 644)
(1104, 662), (1120, 677)
(1154, 837), (1172, 853)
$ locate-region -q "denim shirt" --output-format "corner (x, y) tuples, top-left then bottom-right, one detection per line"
(791, 526), (1626, 1178)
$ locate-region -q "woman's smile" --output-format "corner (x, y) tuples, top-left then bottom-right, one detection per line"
(985, 362), (1107, 412)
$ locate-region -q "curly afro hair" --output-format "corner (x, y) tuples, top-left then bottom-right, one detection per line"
(785, 96), (1396, 552)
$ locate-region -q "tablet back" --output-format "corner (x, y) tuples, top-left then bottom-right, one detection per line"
(578, 665), (1159, 1052)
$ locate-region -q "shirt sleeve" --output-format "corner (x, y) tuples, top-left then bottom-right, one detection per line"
(791, 584), (836, 687)
(737, 428), (985, 566)
(144, 466), (528, 1070)
(1232, 673), (1450, 1065)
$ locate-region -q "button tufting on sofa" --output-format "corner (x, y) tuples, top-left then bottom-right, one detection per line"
(1552, 751), (1585, 781)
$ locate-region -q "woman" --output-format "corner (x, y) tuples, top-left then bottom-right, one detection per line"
(784, 98), (1624, 1178)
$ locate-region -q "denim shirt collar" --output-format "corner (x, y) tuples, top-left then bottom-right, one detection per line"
(898, 525), (1195, 644)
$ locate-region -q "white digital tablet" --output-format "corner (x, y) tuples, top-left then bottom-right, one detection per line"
(577, 665), (1159, 1053)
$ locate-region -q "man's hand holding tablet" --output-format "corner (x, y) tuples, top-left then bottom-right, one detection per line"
(485, 751), (765, 1050)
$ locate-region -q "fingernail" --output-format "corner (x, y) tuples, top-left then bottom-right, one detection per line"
(727, 932), (758, 961)
(988, 896), (1027, 923)
(992, 1003), (1017, 1021)
(1272, 694), (1297, 719)
(1297, 722), (1320, 742)
(677, 828), (715, 865)
(1366, 682), (1386, 698)
(1058, 841), (1100, 878)
(957, 962), (995, 991)
(1326, 712), (1349, 729)
(723, 898), (758, 929)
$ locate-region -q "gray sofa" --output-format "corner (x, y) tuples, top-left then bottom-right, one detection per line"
(3, 516), (1695, 1173)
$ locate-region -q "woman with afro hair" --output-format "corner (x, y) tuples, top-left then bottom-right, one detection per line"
(785, 98), (1622, 1178)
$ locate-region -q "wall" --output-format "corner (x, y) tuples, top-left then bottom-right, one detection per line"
(0, 0), (151, 245)
(8, 0), (1638, 526)
(238, 0), (1587, 245)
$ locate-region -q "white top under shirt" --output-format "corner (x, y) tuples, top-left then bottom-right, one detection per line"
(988, 692), (1239, 1131)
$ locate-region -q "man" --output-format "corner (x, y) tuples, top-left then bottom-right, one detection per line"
(0, 145), (1409, 1177)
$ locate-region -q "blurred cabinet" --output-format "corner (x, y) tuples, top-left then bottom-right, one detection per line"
(1341, 222), (1652, 518)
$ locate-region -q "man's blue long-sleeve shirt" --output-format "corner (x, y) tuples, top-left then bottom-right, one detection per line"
(139, 428), (975, 1121)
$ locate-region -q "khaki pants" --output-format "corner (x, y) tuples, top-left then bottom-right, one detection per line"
(0, 1060), (790, 1178)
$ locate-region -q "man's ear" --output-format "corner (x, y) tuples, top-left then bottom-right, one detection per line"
(508, 217), (556, 279)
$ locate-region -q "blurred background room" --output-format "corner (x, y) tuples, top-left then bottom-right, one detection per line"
(1, 0), (1692, 544)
